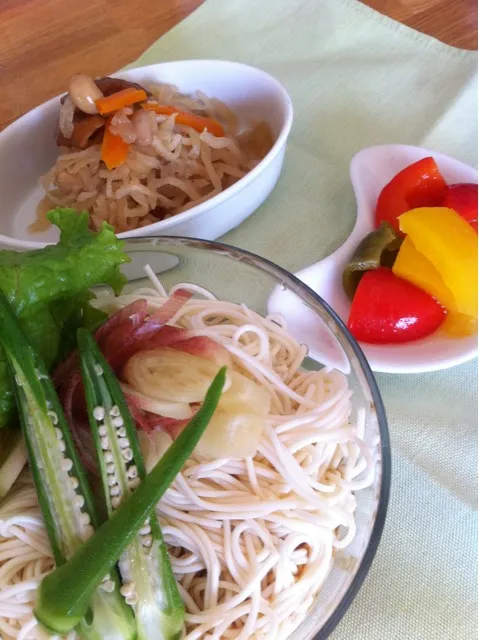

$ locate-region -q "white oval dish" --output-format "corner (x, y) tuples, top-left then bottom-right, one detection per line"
(269, 144), (478, 374)
(0, 60), (293, 249)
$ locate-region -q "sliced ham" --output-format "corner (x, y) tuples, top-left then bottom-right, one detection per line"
(104, 289), (193, 370)
(53, 299), (148, 386)
(60, 371), (98, 473)
(125, 393), (189, 439)
(55, 292), (185, 383)
(169, 336), (232, 366)
(56, 291), (228, 455)
(127, 289), (192, 339)
(97, 298), (148, 342)
(140, 325), (186, 347)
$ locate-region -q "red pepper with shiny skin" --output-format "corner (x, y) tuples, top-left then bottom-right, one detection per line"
(347, 267), (446, 344)
(375, 157), (447, 232)
(441, 183), (478, 232)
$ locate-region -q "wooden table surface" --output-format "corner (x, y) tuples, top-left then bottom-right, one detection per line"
(0, 0), (476, 131)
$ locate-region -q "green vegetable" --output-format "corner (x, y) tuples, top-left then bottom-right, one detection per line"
(78, 328), (185, 640)
(35, 364), (227, 636)
(0, 428), (27, 498)
(342, 221), (402, 299)
(53, 291), (109, 367)
(0, 291), (136, 639)
(0, 208), (129, 428)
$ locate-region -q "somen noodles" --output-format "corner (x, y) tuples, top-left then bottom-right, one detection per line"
(0, 276), (375, 639)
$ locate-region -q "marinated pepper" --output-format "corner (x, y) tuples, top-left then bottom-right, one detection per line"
(347, 267), (446, 344)
(398, 207), (478, 321)
(442, 183), (478, 232)
(392, 236), (477, 337)
(393, 237), (456, 310)
(375, 157), (447, 232)
(342, 222), (402, 299)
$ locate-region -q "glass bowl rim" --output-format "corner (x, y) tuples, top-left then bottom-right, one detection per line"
(123, 234), (392, 639)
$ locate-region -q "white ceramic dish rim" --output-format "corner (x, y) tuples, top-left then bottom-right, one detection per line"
(0, 60), (294, 248)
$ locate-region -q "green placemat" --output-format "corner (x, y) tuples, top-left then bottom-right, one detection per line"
(128, 1), (478, 638)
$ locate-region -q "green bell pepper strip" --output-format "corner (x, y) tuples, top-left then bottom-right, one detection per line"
(77, 328), (185, 640)
(342, 221), (402, 299)
(0, 291), (136, 640)
(35, 360), (226, 635)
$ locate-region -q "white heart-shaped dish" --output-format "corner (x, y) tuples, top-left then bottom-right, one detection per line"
(269, 145), (478, 374)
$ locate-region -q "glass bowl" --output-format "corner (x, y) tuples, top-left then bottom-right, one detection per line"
(119, 236), (391, 639)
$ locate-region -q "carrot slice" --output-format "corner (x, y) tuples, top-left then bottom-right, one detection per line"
(142, 102), (225, 137)
(100, 118), (129, 169)
(96, 87), (147, 115)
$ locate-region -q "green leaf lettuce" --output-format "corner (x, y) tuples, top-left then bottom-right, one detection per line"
(0, 208), (129, 427)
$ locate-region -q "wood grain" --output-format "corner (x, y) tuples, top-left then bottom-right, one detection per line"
(0, 0), (476, 130)
(363, 0), (478, 50)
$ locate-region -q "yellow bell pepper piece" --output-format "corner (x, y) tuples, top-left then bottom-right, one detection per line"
(393, 236), (477, 336)
(393, 237), (455, 309)
(442, 312), (477, 337)
(398, 207), (478, 320)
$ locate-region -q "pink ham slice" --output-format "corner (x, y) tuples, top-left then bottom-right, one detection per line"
(125, 395), (189, 439)
(102, 289), (193, 370)
(53, 298), (148, 386)
(96, 298), (148, 342)
(60, 371), (98, 473)
(56, 289), (229, 454)
(123, 392), (187, 438)
(55, 292), (189, 392)
(169, 336), (229, 362)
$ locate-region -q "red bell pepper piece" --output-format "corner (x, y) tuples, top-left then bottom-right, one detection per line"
(375, 157), (447, 232)
(347, 267), (446, 344)
(441, 183), (478, 232)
